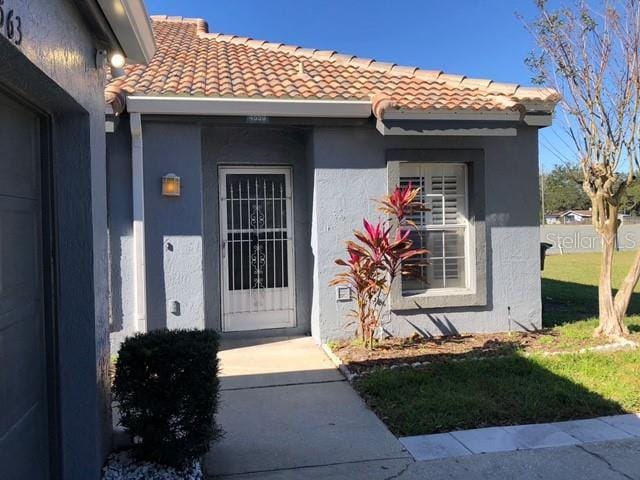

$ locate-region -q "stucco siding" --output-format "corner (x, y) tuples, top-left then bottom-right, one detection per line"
(143, 122), (206, 331)
(109, 120), (542, 347)
(2, 1), (112, 477)
(108, 117), (136, 348)
(310, 126), (542, 342)
(202, 126), (313, 336)
(109, 120), (207, 347)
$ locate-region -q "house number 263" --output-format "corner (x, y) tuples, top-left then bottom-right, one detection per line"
(0, 0), (23, 46)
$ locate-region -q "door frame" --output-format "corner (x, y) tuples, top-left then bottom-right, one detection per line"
(217, 165), (297, 332)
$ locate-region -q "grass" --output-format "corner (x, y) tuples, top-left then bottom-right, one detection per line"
(358, 350), (640, 436)
(352, 252), (640, 436)
(542, 252), (640, 344)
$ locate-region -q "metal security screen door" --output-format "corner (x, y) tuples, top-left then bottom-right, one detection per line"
(219, 167), (296, 331)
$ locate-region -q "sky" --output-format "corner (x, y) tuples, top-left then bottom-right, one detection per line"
(144, 0), (572, 171)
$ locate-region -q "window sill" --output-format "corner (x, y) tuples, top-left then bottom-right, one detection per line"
(391, 287), (486, 310)
(402, 287), (474, 298)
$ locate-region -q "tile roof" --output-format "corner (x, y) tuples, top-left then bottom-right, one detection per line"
(106, 16), (560, 119)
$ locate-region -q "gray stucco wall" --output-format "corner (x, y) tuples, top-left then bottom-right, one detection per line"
(202, 126), (312, 336)
(108, 117), (136, 346)
(109, 120), (541, 347)
(109, 123), (313, 341)
(143, 122), (205, 331)
(1, 1), (112, 478)
(110, 120), (206, 349)
(310, 126), (542, 342)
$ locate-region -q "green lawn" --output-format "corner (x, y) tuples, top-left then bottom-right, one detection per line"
(354, 252), (640, 436)
(358, 350), (640, 436)
(542, 252), (640, 343)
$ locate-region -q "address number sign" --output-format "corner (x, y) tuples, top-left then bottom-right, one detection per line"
(0, 0), (23, 46)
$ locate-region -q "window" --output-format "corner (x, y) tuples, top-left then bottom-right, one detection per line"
(400, 163), (469, 295)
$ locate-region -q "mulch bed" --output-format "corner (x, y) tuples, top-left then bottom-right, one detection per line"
(331, 331), (616, 375)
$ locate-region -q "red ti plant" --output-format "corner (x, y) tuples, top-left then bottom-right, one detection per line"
(330, 184), (428, 349)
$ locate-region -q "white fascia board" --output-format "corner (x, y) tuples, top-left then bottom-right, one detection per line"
(125, 96), (372, 118)
(524, 114), (553, 127)
(97, 0), (156, 63)
(376, 119), (517, 136)
(382, 108), (523, 122)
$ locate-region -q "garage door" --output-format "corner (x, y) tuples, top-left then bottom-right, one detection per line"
(0, 92), (51, 479)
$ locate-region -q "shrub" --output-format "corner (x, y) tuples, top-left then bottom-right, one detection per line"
(113, 329), (222, 468)
(330, 184), (428, 348)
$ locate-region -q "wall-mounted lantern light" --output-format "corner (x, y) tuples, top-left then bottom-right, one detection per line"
(162, 173), (181, 197)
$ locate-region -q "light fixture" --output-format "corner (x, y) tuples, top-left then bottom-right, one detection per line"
(109, 52), (126, 78)
(109, 52), (126, 68)
(162, 173), (181, 197)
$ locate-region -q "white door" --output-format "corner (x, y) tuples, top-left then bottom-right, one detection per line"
(219, 167), (296, 331)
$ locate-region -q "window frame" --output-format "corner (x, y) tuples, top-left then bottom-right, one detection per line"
(386, 149), (487, 310)
(400, 163), (473, 297)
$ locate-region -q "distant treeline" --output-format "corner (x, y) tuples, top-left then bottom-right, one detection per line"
(541, 164), (640, 217)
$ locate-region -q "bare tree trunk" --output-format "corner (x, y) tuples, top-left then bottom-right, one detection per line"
(592, 194), (633, 338)
(595, 227), (627, 337)
(612, 247), (640, 332)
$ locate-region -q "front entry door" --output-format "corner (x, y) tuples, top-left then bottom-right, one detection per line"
(219, 167), (296, 331)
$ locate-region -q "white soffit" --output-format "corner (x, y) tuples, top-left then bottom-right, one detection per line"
(375, 119), (518, 136)
(97, 0), (156, 63)
(125, 96), (373, 118)
(382, 108), (523, 122)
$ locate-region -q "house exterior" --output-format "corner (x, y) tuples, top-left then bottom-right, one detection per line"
(544, 212), (562, 224)
(106, 16), (559, 350)
(545, 209), (593, 224)
(560, 209), (593, 223)
(0, 1), (153, 479)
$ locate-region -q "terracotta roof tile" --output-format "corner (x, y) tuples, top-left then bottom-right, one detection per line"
(105, 16), (560, 117)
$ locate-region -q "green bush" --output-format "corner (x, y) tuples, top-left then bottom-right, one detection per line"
(113, 329), (222, 468)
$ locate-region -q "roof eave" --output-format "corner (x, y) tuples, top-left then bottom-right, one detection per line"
(124, 95), (372, 118)
(107, 94), (554, 129)
(97, 0), (156, 63)
(381, 107), (554, 127)
(381, 108), (523, 122)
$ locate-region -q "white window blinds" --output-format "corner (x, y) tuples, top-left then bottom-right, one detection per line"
(400, 163), (469, 294)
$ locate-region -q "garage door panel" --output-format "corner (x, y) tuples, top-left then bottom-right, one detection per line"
(0, 302), (45, 437)
(0, 94), (40, 200)
(0, 195), (41, 321)
(0, 91), (49, 479)
(0, 400), (49, 480)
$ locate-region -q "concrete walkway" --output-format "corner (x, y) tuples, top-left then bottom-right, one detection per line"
(205, 336), (409, 477)
(225, 438), (640, 479)
(400, 414), (640, 461)
(205, 336), (640, 479)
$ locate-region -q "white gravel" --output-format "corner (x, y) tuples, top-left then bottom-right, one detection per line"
(102, 451), (203, 480)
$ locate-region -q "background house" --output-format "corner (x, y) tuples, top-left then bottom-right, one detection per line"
(105, 16), (558, 349)
(545, 209), (593, 224)
(0, 2), (153, 478)
(544, 212), (563, 224)
(561, 209), (593, 223)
